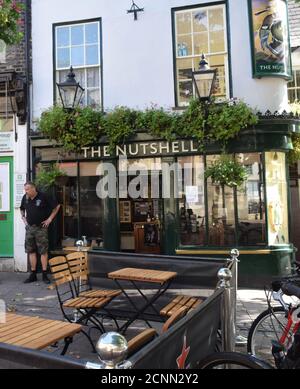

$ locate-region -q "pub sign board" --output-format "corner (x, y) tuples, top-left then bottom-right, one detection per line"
(248, 0), (292, 80)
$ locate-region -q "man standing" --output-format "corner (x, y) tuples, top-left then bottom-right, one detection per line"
(20, 182), (61, 284)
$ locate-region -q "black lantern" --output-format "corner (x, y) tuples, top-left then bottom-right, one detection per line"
(192, 54), (216, 101)
(56, 66), (84, 110)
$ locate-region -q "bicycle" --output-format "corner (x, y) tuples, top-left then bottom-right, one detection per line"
(247, 276), (300, 366)
(197, 280), (300, 369)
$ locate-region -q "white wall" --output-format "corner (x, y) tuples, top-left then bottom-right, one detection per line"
(32, 0), (289, 117)
(13, 122), (27, 271)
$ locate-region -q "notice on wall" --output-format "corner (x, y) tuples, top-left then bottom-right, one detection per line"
(0, 163), (10, 212)
(0, 132), (13, 152)
(14, 173), (26, 208)
(185, 186), (199, 204)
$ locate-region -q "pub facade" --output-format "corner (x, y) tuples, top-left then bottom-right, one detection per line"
(29, 0), (300, 285)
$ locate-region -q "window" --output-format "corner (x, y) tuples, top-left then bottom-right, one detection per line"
(288, 68), (300, 103)
(54, 20), (101, 108)
(173, 4), (229, 106)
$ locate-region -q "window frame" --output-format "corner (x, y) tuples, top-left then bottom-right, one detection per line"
(287, 67), (300, 103)
(52, 18), (103, 110)
(171, 1), (232, 107)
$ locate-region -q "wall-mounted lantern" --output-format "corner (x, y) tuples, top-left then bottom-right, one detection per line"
(191, 54), (216, 102)
(56, 66), (84, 111)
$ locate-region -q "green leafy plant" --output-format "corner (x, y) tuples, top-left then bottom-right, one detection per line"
(288, 101), (300, 165)
(0, 0), (24, 45)
(205, 154), (248, 188)
(38, 106), (104, 152)
(38, 99), (258, 153)
(35, 164), (67, 191)
(207, 100), (258, 147)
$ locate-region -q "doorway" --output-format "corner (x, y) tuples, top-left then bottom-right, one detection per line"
(119, 158), (163, 254)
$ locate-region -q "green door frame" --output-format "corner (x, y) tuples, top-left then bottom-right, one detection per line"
(0, 156), (14, 257)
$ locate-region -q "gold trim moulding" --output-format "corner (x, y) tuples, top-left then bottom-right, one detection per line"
(176, 249), (272, 255)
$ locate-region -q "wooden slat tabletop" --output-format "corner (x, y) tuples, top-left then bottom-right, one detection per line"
(0, 313), (82, 350)
(108, 267), (177, 284)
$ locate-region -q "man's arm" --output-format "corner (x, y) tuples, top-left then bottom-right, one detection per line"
(20, 209), (28, 225)
(42, 204), (61, 227)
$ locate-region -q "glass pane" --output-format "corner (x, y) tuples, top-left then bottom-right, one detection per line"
(210, 31), (225, 52)
(265, 152), (289, 245)
(209, 8), (224, 32)
(87, 67), (99, 87)
(288, 89), (295, 103)
(193, 32), (208, 56)
(79, 162), (103, 240)
(287, 72), (295, 88)
(0, 118), (13, 132)
(60, 161), (78, 240)
(71, 46), (84, 66)
(178, 80), (193, 104)
(87, 89), (100, 108)
(297, 89), (300, 101)
(193, 10), (208, 32)
(57, 48), (70, 68)
(177, 58), (192, 80)
(71, 25), (84, 45)
(176, 12), (191, 35)
(207, 155), (235, 247)
(85, 23), (98, 44)
(178, 156), (206, 246)
(73, 68), (85, 88)
(296, 70), (300, 87)
(177, 35), (192, 57)
(236, 153), (266, 246)
(86, 45), (99, 65)
(57, 27), (69, 47)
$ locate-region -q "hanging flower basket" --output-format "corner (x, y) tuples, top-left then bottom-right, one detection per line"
(205, 155), (248, 188)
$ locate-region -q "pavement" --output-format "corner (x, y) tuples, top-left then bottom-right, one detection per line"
(0, 271), (270, 367)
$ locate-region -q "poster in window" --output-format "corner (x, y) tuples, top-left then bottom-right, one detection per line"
(248, 0), (292, 79)
(119, 201), (131, 223)
(0, 163), (10, 212)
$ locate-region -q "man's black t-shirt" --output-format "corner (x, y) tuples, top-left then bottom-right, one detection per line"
(20, 192), (58, 226)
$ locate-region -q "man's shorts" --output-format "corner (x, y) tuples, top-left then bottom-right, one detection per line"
(25, 225), (49, 255)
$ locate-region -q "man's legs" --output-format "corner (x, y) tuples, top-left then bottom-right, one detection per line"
(40, 253), (48, 272)
(29, 252), (37, 271)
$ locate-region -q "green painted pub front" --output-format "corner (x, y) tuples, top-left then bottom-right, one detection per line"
(32, 117), (300, 286)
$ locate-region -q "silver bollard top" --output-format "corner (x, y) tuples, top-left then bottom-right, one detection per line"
(230, 248), (239, 257)
(96, 332), (128, 369)
(75, 240), (84, 251)
(217, 267), (232, 282)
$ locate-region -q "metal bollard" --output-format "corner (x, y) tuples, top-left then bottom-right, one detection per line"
(94, 332), (132, 369)
(217, 267), (236, 352)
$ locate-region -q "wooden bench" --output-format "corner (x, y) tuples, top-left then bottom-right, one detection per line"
(160, 295), (204, 317)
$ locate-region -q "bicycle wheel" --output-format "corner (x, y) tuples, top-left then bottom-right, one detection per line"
(247, 306), (289, 366)
(197, 352), (272, 369)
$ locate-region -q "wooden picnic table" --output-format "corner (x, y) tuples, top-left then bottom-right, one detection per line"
(0, 313), (82, 354)
(107, 267), (177, 333)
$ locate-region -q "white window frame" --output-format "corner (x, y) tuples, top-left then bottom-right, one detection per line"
(288, 67), (300, 103)
(54, 20), (102, 108)
(174, 4), (229, 106)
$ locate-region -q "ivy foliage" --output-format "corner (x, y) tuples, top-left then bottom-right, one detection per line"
(204, 154), (248, 188)
(288, 102), (300, 165)
(0, 0), (24, 45)
(38, 99), (258, 154)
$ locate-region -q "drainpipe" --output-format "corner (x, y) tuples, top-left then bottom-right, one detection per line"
(25, 0), (31, 180)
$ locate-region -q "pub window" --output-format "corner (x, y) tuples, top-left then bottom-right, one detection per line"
(287, 68), (300, 103)
(206, 155), (235, 247)
(236, 153), (266, 246)
(178, 156), (206, 246)
(173, 3), (229, 106)
(54, 20), (102, 108)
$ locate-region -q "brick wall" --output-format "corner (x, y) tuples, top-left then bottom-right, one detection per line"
(0, 0), (31, 80)
(288, 0), (300, 48)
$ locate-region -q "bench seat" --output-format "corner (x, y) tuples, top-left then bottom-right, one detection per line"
(160, 295), (204, 317)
